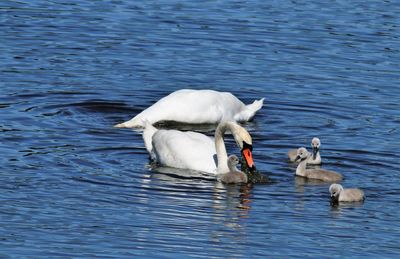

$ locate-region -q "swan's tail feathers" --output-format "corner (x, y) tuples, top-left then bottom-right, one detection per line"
(114, 115), (145, 128)
(142, 120), (158, 154)
(247, 98), (265, 113)
(235, 98), (265, 121)
(114, 122), (127, 128)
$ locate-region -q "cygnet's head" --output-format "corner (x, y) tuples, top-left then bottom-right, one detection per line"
(329, 184), (344, 200)
(295, 147), (309, 162)
(311, 137), (321, 159)
(227, 154), (240, 169)
(311, 137), (321, 150)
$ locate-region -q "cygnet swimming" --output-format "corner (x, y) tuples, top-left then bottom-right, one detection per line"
(295, 147), (342, 182)
(329, 184), (365, 202)
(217, 155), (248, 184)
(288, 137), (322, 165)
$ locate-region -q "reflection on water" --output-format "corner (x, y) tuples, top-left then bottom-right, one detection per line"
(294, 174), (328, 186)
(211, 183), (252, 246)
(329, 201), (366, 218)
(139, 166), (254, 257)
(213, 182), (253, 216)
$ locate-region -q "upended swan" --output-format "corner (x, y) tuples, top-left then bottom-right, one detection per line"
(115, 89), (265, 128)
(288, 137), (322, 165)
(329, 184), (365, 202)
(295, 147), (343, 182)
(142, 121), (256, 176)
(217, 155), (248, 184)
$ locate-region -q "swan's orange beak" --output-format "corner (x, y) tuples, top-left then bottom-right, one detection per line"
(242, 147), (255, 170)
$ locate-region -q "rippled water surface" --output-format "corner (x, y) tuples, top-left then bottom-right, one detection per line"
(1, 0), (400, 258)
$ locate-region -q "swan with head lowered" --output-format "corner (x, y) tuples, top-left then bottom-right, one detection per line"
(329, 184), (365, 203)
(142, 121), (256, 177)
(115, 89), (264, 128)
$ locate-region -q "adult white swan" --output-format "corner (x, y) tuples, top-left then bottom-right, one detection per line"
(142, 121), (256, 175)
(115, 89), (265, 128)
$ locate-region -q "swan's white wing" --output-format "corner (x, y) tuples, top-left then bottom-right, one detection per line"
(152, 129), (218, 174)
(140, 89), (245, 124)
(116, 89), (264, 128)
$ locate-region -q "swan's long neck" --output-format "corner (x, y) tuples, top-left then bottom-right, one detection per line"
(312, 148), (320, 161)
(315, 151), (321, 163)
(316, 150), (320, 160)
(296, 158), (307, 177)
(215, 124), (229, 174)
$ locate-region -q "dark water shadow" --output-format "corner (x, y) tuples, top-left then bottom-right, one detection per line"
(149, 165), (217, 182)
(329, 200), (365, 218)
(294, 176), (332, 194)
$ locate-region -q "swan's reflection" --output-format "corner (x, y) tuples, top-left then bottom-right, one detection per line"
(293, 173), (330, 211)
(147, 163), (216, 181)
(148, 165), (252, 209)
(139, 165), (253, 250)
(294, 174), (328, 193)
(329, 200), (365, 218)
(210, 181), (252, 250)
(142, 164), (253, 213)
(213, 181), (253, 217)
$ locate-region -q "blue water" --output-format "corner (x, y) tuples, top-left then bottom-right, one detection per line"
(1, 0), (400, 258)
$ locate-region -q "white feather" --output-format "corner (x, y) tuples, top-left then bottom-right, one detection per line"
(142, 121), (253, 175)
(115, 89), (265, 128)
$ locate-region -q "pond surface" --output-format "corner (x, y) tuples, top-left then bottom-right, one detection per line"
(1, 0), (400, 258)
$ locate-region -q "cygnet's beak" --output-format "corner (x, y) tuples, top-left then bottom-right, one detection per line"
(294, 155), (301, 162)
(312, 147), (319, 160)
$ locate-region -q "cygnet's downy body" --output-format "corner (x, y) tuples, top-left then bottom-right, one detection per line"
(329, 184), (365, 203)
(295, 147), (342, 182)
(288, 137), (322, 165)
(218, 155), (248, 184)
